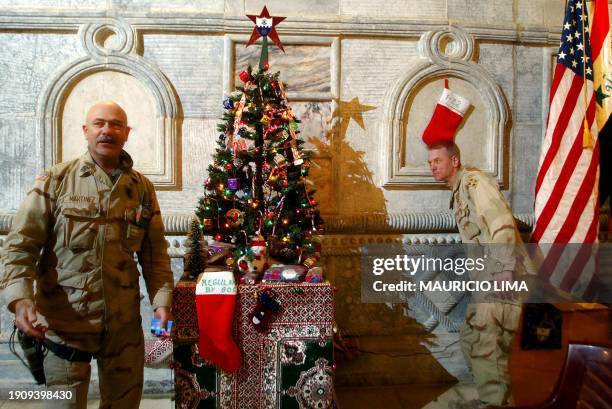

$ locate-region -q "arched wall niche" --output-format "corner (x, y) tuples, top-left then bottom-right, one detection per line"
(38, 18), (181, 189)
(381, 26), (509, 189)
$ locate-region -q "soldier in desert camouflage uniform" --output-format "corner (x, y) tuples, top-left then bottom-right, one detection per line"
(428, 141), (534, 408)
(0, 101), (174, 408)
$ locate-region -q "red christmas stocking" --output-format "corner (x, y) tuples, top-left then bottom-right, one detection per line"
(195, 270), (242, 372)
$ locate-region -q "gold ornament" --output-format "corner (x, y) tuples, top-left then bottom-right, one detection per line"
(225, 208), (244, 228)
(303, 256), (318, 269)
(268, 171), (279, 183)
(274, 154), (287, 167)
(203, 218), (213, 230)
(281, 110), (293, 121)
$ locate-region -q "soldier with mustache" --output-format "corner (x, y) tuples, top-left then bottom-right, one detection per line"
(0, 101), (174, 408)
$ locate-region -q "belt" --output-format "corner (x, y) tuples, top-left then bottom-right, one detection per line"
(43, 339), (94, 363)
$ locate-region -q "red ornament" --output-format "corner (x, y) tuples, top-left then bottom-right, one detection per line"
(225, 162), (233, 170)
(263, 61), (270, 71)
(225, 208), (244, 228)
(264, 124), (280, 138)
(239, 70), (251, 83)
(214, 234), (223, 241)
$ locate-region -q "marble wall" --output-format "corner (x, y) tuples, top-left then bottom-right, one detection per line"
(0, 0), (600, 392)
(0, 0), (575, 218)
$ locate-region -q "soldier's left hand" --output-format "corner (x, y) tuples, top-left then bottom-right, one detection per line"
(154, 307), (174, 336)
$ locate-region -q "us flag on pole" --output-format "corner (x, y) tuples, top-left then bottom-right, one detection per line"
(532, 0), (602, 297)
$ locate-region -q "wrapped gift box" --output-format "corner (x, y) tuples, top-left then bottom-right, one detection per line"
(173, 281), (335, 409)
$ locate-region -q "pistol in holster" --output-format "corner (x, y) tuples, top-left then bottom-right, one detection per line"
(10, 326), (46, 385)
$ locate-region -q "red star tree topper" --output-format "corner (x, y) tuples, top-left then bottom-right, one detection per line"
(246, 6), (285, 69)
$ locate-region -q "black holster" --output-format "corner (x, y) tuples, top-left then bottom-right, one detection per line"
(16, 329), (46, 385)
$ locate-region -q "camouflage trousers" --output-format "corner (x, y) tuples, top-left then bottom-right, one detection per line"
(460, 302), (521, 406)
(43, 326), (144, 409)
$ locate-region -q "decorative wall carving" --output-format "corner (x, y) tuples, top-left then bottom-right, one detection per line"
(0, 11), (563, 46)
(223, 35), (340, 102)
(0, 212), (535, 236)
(38, 17), (181, 189)
(381, 26), (509, 189)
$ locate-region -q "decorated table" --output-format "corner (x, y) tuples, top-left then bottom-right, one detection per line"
(172, 280), (335, 409)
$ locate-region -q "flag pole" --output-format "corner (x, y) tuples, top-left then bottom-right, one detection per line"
(581, 1), (593, 148)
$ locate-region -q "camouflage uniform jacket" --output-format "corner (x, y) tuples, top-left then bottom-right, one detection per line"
(451, 167), (535, 279)
(1, 150), (173, 346)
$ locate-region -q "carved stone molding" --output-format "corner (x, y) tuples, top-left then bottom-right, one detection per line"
(38, 17), (181, 189)
(0, 12), (561, 45)
(418, 26), (475, 65)
(321, 233), (463, 256)
(163, 214), (193, 236)
(0, 212), (535, 236)
(381, 26), (509, 189)
(4, 212), (609, 255)
(80, 19), (138, 57)
(159, 212), (535, 235)
(0, 214), (12, 235)
(164, 213), (458, 235)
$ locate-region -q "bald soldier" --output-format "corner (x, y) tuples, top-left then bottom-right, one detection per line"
(0, 101), (174, 408)
(428, 141), (533, 409)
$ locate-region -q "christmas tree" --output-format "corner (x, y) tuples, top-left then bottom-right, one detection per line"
(195, 7), (323, 267)
(183, 217), (206, 279)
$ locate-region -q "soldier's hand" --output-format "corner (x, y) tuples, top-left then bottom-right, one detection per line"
(14, 299), (46, 339)
(154, 307), (173, 336)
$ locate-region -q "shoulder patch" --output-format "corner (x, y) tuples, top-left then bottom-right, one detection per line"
(36, 172), (49, 181)
(466, 175), (479, 188)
